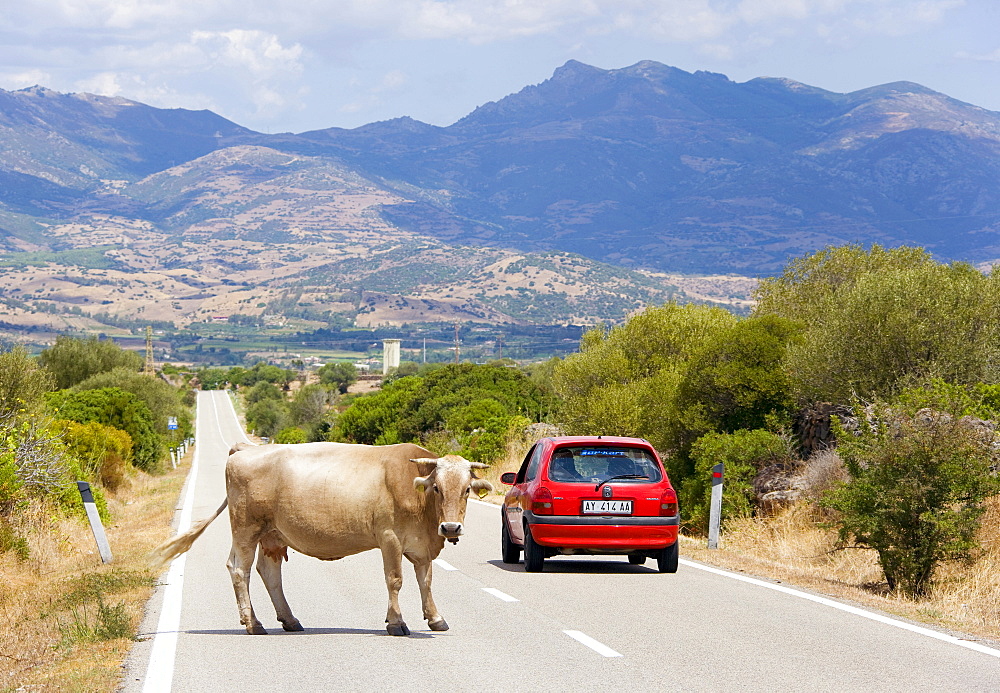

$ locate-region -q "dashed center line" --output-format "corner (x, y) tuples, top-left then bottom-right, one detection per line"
(482, 587), (519, 602)
(564, 630), (623, 657)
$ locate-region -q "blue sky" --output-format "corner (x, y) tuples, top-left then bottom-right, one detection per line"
(0, 1), (997, 133)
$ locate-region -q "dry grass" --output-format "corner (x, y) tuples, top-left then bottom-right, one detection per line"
(0, 456), (188, 691)
(682, 496), (1000, 645)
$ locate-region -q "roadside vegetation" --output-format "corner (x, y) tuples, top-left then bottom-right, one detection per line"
(0, 336), (194, 688)
(4, 241), (1000, 689)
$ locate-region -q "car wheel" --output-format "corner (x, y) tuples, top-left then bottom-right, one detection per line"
(657, 541), (679, 573)
(523, 524), (545, 572)
(627, 553), (646, 565)
(501, 516), (521, 564)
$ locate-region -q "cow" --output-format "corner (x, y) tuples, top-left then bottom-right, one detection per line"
(150, 442), (493, 636)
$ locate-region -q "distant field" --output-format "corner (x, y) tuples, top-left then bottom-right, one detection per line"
(0, 245), (119, 269)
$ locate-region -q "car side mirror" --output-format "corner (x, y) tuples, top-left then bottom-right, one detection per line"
(500, 472), (517, 485)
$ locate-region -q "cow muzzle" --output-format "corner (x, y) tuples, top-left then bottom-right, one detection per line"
(439, 522), (463, 543)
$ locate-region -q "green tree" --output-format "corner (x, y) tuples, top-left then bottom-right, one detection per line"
(333, 363), (553, 464)
(824, 402), (1000, 596)
(318, 362), (358, 394)
(676, 315), (799, 435)
(246, 381), (284, 405)
(554, 302), (736, 450)
(754, 244), (1000, 403)
(48, 388), (163, 473)
(0, 347), (54, 420)
(39, 336), (143, 390)
(74, 367), (192, 440)
(241, 362), (296, 388)
(197, 367), (230, 390)
(246, 399), (289, 439)
(290, 384), (330, 428)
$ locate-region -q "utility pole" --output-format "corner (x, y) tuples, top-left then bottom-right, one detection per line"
(423, 337), (426, 364)
(144, 326), (154, 376)
(454, 323), (460, 364)
(497, 334), (503, 360)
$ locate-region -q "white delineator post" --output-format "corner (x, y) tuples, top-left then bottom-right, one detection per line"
(77, 481), (113, 563)
(707, 462), (724, 550)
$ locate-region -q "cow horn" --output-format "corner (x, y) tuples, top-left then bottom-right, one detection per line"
(410, 458), (440, 466)
(470, 461), (489, 469)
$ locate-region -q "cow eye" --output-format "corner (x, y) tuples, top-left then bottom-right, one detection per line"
(433, 485), (440, 494)
(463, 487), (470, 496)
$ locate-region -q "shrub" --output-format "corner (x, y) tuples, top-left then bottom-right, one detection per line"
(48, 388), (163, 473)
(824, 403), (1000, 596)
(686, 429), (795, 532)
(275, 427), (308, 444)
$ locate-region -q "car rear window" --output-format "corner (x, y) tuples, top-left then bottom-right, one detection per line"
(547, 446), (663, 483)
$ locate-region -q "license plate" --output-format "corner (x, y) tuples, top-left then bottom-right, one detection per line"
(582, 500), (632, 515)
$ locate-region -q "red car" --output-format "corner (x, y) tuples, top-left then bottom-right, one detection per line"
(500, 436), (679, 572)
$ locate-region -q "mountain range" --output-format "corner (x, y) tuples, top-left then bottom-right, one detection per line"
(0, 60), (998, 333)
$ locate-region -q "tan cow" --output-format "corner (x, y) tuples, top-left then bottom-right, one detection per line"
(151, 442), (492, 636)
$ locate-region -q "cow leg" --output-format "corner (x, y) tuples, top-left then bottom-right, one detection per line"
(255, 548), (303, 632)
(379, 531), (409, 636)
(227, 541), (267, 635)
(411, 557), (448, 631)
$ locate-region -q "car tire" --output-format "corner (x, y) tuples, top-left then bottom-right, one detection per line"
(501, 516), (521, 564)
(523, 524), (545, 572)
(657, 541), (679, 573)
(627, 553), (646, 565)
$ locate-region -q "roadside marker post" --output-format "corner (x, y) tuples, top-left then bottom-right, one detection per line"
(708, 463), (724, 550)
(76, 481), (113, 564)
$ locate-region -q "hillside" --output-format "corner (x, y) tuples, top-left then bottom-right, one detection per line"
(1, 60), (998, 340)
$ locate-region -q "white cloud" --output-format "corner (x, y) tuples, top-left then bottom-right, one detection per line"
(191, 29), (303, 78)
(0, 69), (53, 89)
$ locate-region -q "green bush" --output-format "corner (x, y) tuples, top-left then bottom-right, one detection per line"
(823, 403), (1000, 596)
(275, 427), (308, 444)
(686, 429), (794, 531)
(39, 335), (143, 390)
(48, 388), (163, 473)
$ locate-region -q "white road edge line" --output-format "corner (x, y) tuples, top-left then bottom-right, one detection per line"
(482, 587), (519, 602)
(141, 394), (205, 693)
(678, 558), (1000, 659)
(434, 559), (458, 571)
(563, 630), (622, 657)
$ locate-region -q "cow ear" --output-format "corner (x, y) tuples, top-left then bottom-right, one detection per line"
(414, 475), (431, 493)
(471, 478), (493, 498)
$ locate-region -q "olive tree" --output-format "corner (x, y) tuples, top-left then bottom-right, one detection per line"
(754, 244), (1000, 404)
(39, 335), (143, 390)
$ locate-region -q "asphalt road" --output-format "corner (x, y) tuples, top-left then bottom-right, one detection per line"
(123, 391), (1000, 692)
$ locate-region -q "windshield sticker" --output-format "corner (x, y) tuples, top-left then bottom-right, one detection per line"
(579, 450), (628, 456)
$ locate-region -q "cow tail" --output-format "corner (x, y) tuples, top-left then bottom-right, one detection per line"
(149, 499), (229, 570)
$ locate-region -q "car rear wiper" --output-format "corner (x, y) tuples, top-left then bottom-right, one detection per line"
(594, 474), (649, 492)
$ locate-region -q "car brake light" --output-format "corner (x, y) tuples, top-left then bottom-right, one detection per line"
(660, 487), (678, 517)
(532, 486), (554, 515)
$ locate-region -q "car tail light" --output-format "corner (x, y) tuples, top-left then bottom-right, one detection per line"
(660, 487), (678, 517)
(532, 486), (554, 515)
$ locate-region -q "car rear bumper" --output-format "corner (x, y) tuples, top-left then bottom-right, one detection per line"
(525, 510), (679, 550)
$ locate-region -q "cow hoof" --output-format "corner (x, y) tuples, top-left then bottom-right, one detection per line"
(247, 623), (268, 635)
(428, 618), (449, 632)
(386, 622), (410, 636)
(281, 619), (304, 632)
